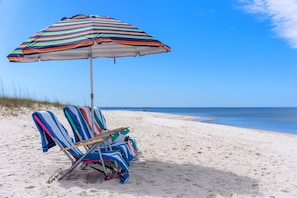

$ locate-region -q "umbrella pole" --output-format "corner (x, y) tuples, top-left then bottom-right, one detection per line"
(90, 56), (107, 175)
(90, 56), (95, 135)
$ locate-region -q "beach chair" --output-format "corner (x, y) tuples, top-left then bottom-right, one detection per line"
(79, 106), (128, 142)
(79, 106), (138, 157)
(94, 107), (138, 153)
(63, 106), (135, 164)
(32, 110), (129, 184)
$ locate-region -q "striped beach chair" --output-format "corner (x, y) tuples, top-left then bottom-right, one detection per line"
(63, 106), (135, 165)
(32, 110), (129, 183)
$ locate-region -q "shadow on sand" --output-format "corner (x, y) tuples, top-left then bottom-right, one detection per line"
(59, 159), (261, 197)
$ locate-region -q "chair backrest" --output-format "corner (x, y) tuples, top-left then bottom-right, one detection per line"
(32, 110), (82, 158)
(79, 106), (103, 135)
(63, 106), (96, 141)
(94, 107), (107, 130)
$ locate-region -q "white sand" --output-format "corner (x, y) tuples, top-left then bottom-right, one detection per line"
(1, 107), (297, 198)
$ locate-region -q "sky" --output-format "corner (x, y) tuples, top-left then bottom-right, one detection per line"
(0, 0), (296, 107)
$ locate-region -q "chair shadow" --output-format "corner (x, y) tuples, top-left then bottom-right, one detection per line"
(59, 159), (261, 197)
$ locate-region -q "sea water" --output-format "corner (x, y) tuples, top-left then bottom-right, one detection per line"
(102, 107), (297, 135)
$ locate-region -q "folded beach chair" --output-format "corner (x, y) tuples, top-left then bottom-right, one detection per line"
(63, 106), (135, 164)
(32, 110), (129, 184)
(94, 107), (138, 153)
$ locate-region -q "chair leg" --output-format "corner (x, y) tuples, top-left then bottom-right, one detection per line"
(58, 143), (104, 180)
(96, 145), (108, 176)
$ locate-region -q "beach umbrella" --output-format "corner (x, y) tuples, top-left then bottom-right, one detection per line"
(7, 14), (171, 132)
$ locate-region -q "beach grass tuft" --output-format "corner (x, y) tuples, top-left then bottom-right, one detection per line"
(0, 96), (65, 109)
(0, 95), (68, 117)
(0, 81), (67, 110)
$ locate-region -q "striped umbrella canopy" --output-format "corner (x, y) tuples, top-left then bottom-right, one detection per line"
(8, 14), (171, 62)
(7, 14), (171, 132)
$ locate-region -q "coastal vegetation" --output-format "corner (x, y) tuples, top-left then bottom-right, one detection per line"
(0, 95), (66, 116)
(0, 95), (65, 109)
(0, 82), (66, 109)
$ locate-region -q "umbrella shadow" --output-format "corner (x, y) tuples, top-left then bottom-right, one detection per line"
(59, 159), (261, 197)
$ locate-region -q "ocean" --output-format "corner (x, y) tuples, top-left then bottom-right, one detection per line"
(101, 107), (297, 135)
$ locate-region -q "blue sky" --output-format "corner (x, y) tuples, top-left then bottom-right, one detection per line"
(1, 0), (296, 107)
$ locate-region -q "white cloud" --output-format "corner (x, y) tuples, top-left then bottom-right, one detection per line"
(239, 0), (297, 48)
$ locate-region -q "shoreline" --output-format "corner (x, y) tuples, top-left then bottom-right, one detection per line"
(1, 108), (297, 197)
(116, 109), (297, 137)
(103, 107), (297, 136)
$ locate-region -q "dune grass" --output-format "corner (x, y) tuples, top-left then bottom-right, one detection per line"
(0, 96), (66, 109)
(0, 81), (67, 110)
(0, 95), (67, 117)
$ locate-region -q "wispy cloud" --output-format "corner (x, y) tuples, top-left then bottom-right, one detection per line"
(238, 0), (297, 48)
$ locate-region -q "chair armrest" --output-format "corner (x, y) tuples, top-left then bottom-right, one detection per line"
(60, 137), (104, 151)
(94, 127), (129, 139)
